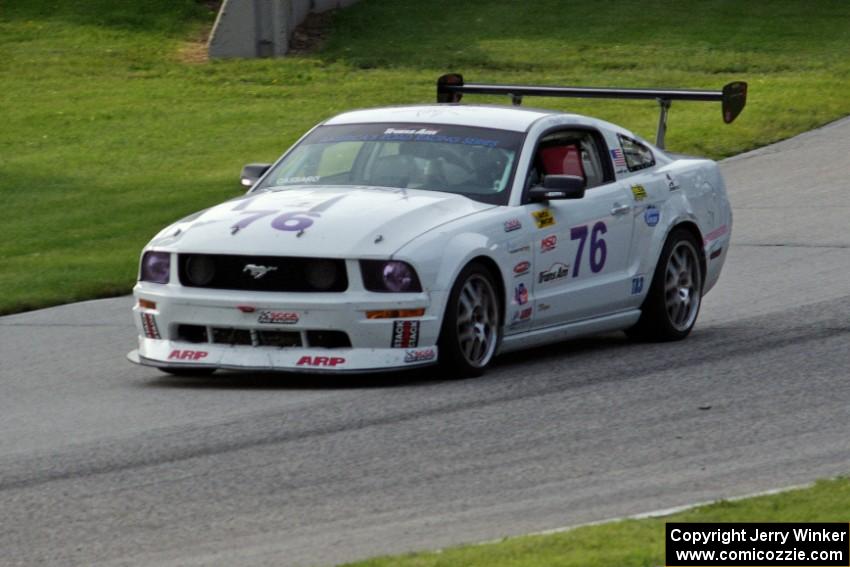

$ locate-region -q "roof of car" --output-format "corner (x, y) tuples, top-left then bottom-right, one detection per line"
(323, 104), (560, 132)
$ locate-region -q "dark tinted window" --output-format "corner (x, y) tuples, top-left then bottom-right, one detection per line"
(617, 134), (655, 172)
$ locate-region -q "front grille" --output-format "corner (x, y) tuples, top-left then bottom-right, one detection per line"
(171, 324), (347, 349)
(178, 254), (348, 292)
(257, 330), (302, 348)
(211, 327), (252, 345)
(306, 330), (352, 348)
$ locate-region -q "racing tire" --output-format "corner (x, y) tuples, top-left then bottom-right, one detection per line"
(158, 367), (217, 377)
(627, 228), (703, 342)
(438, 262), (502, 378)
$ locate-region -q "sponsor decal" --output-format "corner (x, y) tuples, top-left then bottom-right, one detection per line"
(532, 209), (556, 229)
(538, 303), (551, 311)
(538, 262), (570, 284)
(258, 311), (299, 325)
(611, 148), (627, 169)
(243, 264), (278, 279)
(384, 127), (439, 136)
(168, 350), (208, 361)
(141, 313), (161, 340)
(631, 275), (645, 295)
(513, 261), (531, 277)
(277, 176), (320, 184)
(405, 348), (436, 363)
(392, 320), (420, 348)
(296, 356), (346, 367)
(514, 282), (529, 305)
(504, 218), (522, 232)
(540, 234), (557, 253)
(665, 173), (680, 191)
(644, 206), (660, 227)
(510, 307), (533, 326)
(631, 184), (648, 201)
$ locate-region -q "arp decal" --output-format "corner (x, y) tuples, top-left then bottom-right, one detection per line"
(513, 261), (530, 277)
(168, 350), (208, 361)
(540, 234), (557, 253)
(631, 184), (648, 201)
(405, 348), (436, 363)
(140, 313), (161, 339)
(392, 320), (420, 348)
(504, 218), (522, 232)
(258, 311), (299, 325)
(531, 209), (556, 229)
(514, 282), (529, 305)
(631, 276), (645, 295)
(569, 221), (607, 277)
(296, 356), (346, 367)
(538, 262), (570, 284)
(644, 206), (660, 227)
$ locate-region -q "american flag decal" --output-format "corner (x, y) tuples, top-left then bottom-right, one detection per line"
(610, 148), (627, 168)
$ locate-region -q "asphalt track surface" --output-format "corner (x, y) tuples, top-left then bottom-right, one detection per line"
(2, 118), (850, 566)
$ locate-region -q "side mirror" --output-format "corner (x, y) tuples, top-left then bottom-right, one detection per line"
(528, 175), (585, 202)
(240, 163), (271, 188)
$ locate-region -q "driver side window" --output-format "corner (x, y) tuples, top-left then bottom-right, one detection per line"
(526, 129), (610, 193)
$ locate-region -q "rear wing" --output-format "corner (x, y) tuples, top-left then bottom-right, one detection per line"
(436, 73), (747, 150)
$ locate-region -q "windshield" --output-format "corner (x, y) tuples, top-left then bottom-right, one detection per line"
(255, 123), (525, 205)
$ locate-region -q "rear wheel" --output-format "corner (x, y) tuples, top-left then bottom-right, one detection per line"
(627, 228), (703, 341)
(438, 263), (501, 377)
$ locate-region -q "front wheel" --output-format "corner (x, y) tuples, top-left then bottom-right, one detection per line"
(627, 228), (703, 341)
(438, 263), (502, 377)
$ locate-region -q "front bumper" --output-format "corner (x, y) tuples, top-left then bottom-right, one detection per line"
(129, 283), (444, 373)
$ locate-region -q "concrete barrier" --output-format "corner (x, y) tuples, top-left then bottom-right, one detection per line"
(208, 0), (360, 59)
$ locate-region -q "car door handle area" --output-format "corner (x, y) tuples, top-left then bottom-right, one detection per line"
(610, 203), (631, 216)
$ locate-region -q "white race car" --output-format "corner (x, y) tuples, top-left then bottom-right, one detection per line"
(128, 74), (747, 376)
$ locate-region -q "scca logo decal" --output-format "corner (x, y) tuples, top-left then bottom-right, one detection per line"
(296, 356), (346, 367)
(168, 350), (208, 360)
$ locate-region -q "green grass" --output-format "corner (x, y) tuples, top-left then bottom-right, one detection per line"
(344, 478), (850, 567)
(2, 0), (850, 314)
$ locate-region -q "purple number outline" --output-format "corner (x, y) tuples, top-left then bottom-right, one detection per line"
(589, 221), (607, 273)
(570, 225), (588, 277)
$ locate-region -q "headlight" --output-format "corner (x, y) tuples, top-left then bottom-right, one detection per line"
(360, 260), (422, 293)
(305, 259), (340, 291)
(140, 251), (170, 284)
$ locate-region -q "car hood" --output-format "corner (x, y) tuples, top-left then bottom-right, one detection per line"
(148, 186), (496, 258)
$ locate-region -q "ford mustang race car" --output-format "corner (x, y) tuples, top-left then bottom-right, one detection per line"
(128, 74), (746, 376)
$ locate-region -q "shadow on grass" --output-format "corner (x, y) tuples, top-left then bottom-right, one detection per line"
(1, 0), (214, 36)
